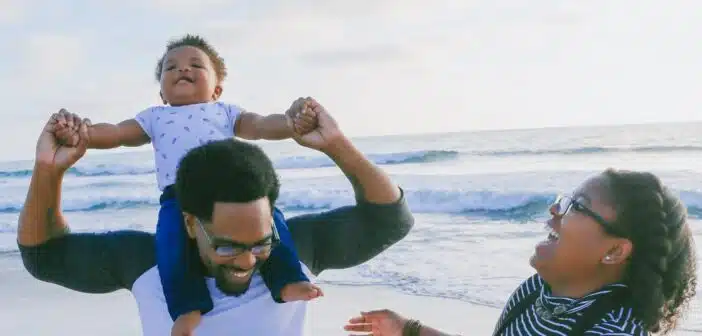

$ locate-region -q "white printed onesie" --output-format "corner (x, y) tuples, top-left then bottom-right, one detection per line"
(134, 102), (242, 191)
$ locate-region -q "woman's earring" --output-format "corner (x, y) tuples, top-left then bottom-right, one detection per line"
(604, 255), (612, 262)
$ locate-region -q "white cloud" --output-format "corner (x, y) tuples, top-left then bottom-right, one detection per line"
(4, 34), (90, 117)
(2, 0), (702, 160)
(297, 44), (411, 67)
(22, 34), (85, 79)
(0, 0), (26, 24)
(118, 0), (702, 135)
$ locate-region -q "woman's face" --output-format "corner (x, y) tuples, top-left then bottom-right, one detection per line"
(531, 174), (630, 286)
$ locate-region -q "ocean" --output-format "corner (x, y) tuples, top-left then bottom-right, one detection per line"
(2, 122), (702, 331)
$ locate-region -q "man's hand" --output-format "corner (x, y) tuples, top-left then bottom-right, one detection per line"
(36, 109), (91, 173)
(290, 97), (344, 153)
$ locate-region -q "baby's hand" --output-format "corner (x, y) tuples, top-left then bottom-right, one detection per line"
(54, 120), (80, 146)
(171, 311), (202, 336)
(293, 104), (318, 135)
(52, 109), (83, 146)
(285, 97), (318, 136)
(280, 281), (324, 302)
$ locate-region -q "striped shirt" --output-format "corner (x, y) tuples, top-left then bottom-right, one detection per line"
(494, 274), (648, 335)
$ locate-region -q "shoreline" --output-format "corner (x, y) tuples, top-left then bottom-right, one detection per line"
(2, 268), (495, 335)
(2, 256), (700, 335)
(0, 254), (497, 335)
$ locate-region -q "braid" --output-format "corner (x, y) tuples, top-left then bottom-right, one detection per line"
(604, 169), (697, 334)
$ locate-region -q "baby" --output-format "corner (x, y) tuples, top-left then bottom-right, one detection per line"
(54, 34), (322, 335)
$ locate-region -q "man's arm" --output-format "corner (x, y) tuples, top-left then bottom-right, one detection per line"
(287, 137), (414, 275)
(17, 163), (155, 292)
(18, 165), (70, 246)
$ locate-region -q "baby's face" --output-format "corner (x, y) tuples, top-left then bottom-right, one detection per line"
(159, 46), (220, 106)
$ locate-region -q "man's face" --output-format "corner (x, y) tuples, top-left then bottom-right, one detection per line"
(186, 198), (275, 295)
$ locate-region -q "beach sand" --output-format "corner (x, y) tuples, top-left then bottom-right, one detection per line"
(2, 255), (699, 335)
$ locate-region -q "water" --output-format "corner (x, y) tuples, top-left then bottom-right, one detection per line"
(2, 122), (702, 330)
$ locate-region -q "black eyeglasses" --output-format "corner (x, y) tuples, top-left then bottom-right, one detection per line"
(552, 195), (625, 237)
(195, 218), (280, 258)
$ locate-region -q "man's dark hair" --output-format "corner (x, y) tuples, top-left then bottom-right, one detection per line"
(175, 139), (280, 222)
(154, 34), (228, 82)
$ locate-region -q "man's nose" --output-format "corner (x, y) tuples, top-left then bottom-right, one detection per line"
(234, 251), (257, 270)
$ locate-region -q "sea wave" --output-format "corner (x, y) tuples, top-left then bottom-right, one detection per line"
(0, 165), (155, 178)
(274, 150), (460, 169)
(478, 145), (702, 157)
(0, 150), (460, 178)
(2, 144), (698, 179)
(3, 188), (702, 220)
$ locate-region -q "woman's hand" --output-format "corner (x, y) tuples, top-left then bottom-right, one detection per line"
(344, 309), (408, 336)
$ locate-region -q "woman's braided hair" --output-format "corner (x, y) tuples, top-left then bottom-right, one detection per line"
(604, 168), (697, 334)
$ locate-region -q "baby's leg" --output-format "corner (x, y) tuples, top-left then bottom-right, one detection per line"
(156, 196), (213, 321)
(262, 244), (324, 302)
(260, 209), (322, 303)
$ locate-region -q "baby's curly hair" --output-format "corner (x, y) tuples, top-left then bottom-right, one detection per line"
(154, 34), (227, 83)
(604, 168), (697, 334)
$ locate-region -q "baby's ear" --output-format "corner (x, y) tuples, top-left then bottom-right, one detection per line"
(212, 85), (223, 100)
(159, 91), (167, 105)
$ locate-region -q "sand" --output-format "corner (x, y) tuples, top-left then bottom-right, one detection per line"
(2, 255), (699, 335)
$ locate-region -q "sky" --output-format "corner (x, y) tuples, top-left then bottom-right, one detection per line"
(1, 0), (701, 160)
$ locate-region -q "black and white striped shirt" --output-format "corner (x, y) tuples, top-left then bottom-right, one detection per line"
(494, 275), (648, 335)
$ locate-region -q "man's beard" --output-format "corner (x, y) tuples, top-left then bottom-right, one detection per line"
(212, 260), (264, 296)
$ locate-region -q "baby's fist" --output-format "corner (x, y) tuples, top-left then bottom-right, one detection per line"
(54, 123), (79, 147)
(294, 105), (318, 135)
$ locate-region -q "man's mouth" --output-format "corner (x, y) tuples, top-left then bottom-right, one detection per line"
(224, 268), (253, 279)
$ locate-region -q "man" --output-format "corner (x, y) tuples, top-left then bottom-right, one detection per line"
(18, 99), (414, 335)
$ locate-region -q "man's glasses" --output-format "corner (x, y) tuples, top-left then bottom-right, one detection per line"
(195, 218), (280, 258)
(552, 195), (625, 237)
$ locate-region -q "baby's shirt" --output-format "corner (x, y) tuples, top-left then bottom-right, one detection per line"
(135, 102), (242, 190)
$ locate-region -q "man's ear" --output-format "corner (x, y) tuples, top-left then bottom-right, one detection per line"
(183, 212), (197, 238)
(212, 85), (223, 100)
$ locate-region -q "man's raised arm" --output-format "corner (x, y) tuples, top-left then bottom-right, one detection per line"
(18, 113), (154, 292)
(285, 99), (414, 275)
(18, 164), (71, 246)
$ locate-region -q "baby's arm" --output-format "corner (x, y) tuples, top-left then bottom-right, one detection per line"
(53, 110), (149, 149)
(234, 99), (317, 140)
(234, 111), (294, 140)
(87, 119), (150, 149)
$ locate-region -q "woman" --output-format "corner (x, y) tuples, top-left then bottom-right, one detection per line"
(344, 169), (697, 335)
